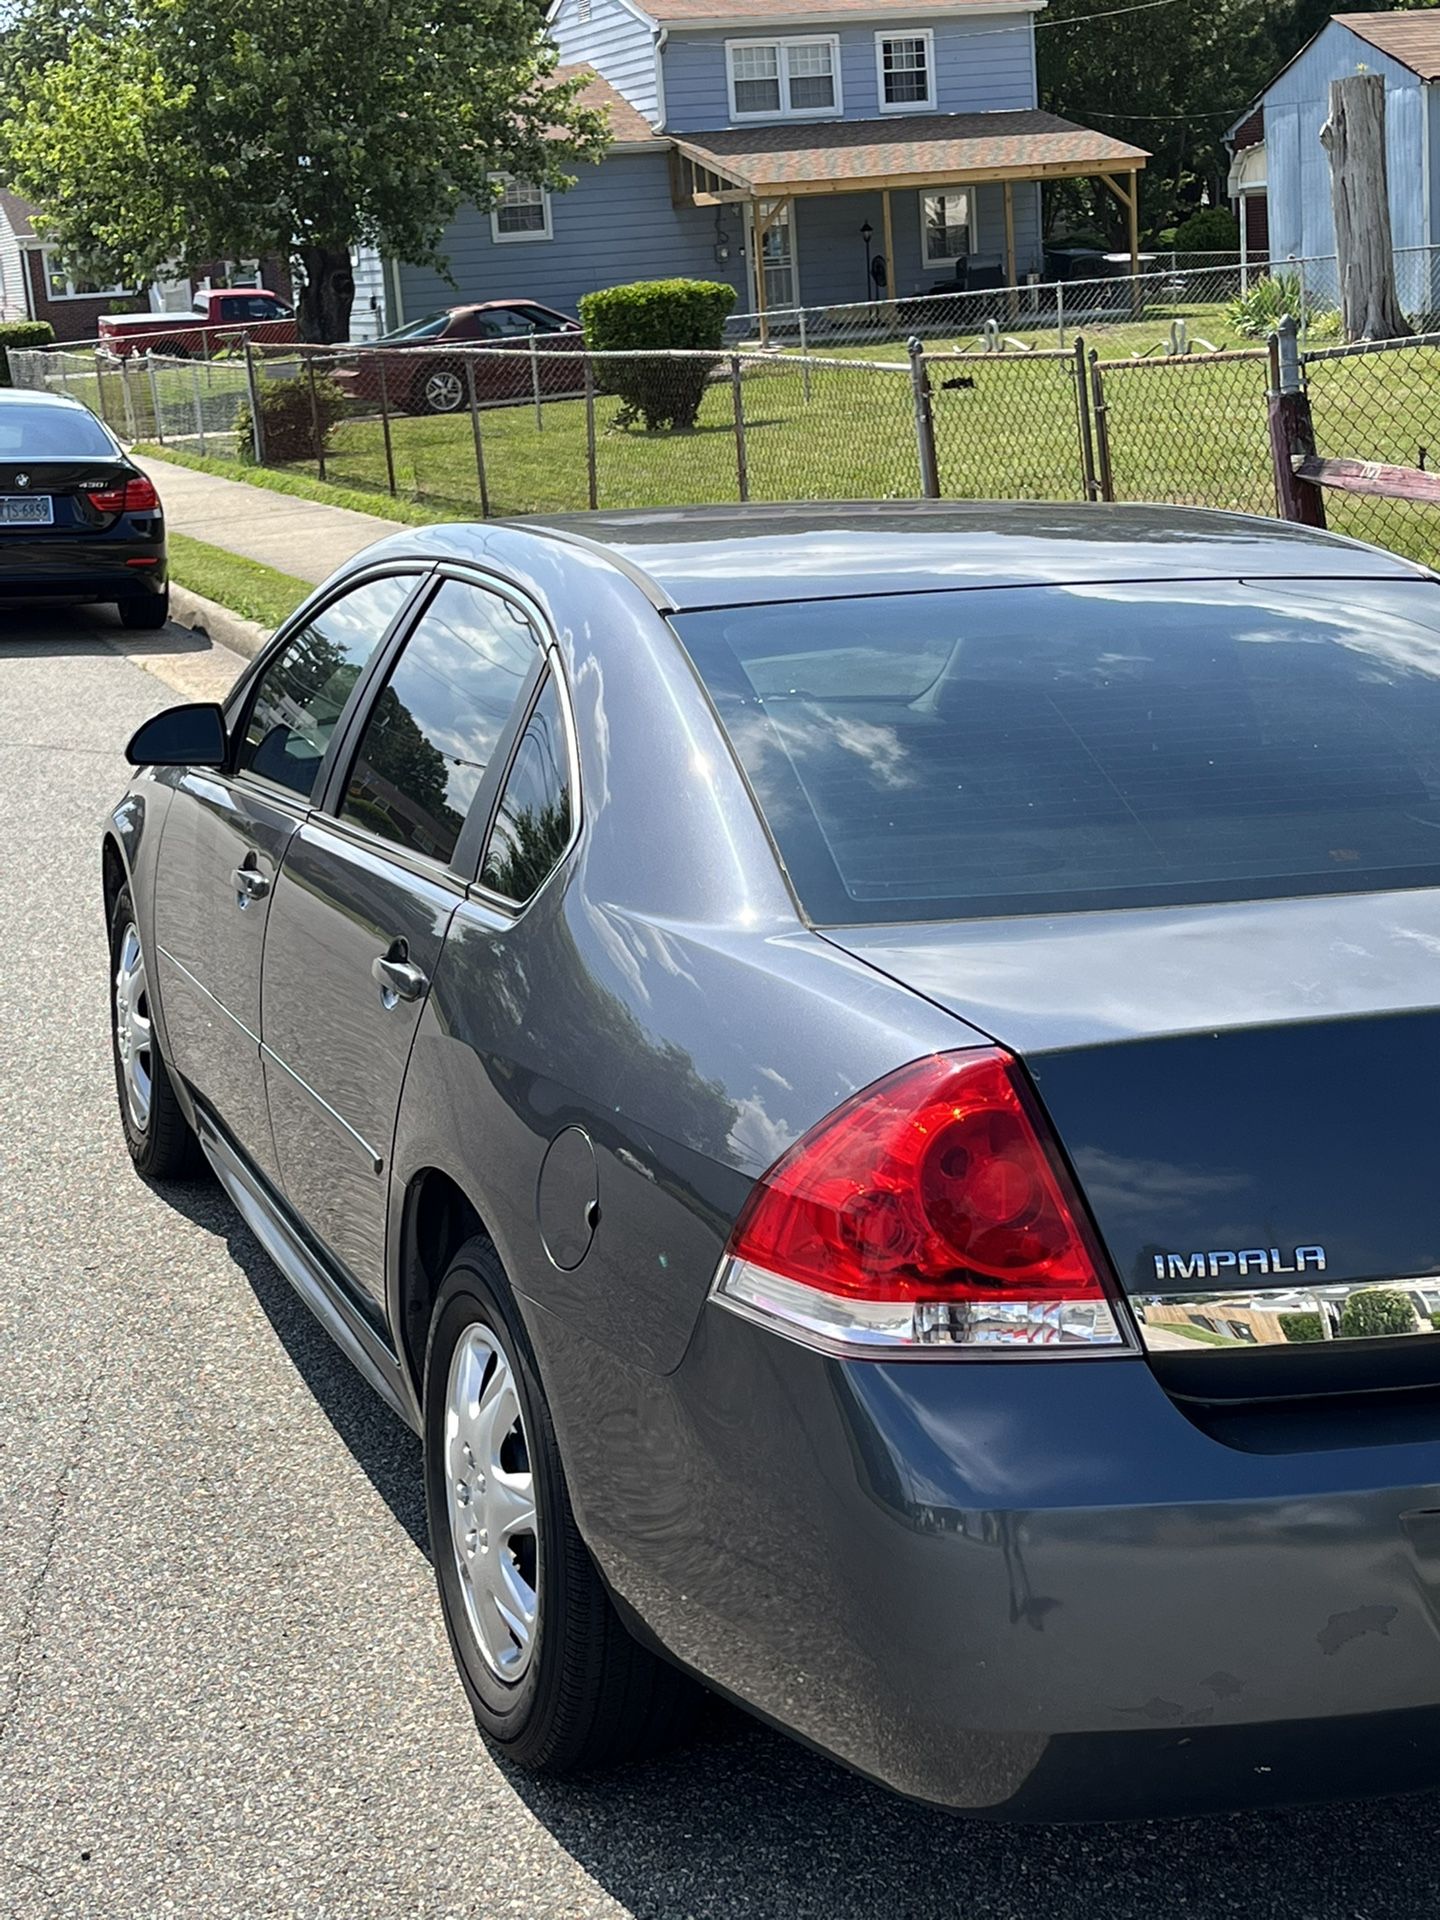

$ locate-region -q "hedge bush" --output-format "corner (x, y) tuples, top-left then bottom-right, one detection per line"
(579, 278), (736, 430)
(1277, 1311), (1325, 1343)
(1339, 1287), (1418, 1340)
(0, 320), (56, 385)
(235, 372), (347, 463)
(1173, 206), (1239, 253)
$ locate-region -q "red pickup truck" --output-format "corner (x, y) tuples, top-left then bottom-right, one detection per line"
(97, 289), (298, 359)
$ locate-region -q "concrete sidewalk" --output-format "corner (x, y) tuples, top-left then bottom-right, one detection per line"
(134, 453), (404, 584)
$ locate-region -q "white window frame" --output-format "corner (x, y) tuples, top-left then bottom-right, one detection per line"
(489, 178), (554, 245)
(726, 36), (842, 123)
(919, 189), (980, 271)
(39, 248), (127, 302)
(875, 30), (936, 114)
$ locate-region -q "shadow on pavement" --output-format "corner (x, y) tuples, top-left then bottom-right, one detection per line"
(0, 601), (211, 656)
(147, 1174), (1440, 1920)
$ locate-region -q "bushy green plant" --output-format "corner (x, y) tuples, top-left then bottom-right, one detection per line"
(1278, 1310), (1325, 1344)
(579, 278), (736, 430)
(1173, 207), (1239, 253)
(1339, 1288), (1418, 1340)
(0, 319), (56, 384)
(234, 372), (347, 463)
(1228, 271), (1308, 339)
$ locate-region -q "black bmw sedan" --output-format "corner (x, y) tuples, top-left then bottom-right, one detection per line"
(102, 502), (1440, 1820)
(0, 388), (167, 627)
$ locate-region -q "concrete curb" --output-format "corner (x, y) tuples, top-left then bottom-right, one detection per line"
(168, 582), (272, 660)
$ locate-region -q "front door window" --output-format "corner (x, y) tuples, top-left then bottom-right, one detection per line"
(759, 205), (796, 314)
(922, 191), (972, 271)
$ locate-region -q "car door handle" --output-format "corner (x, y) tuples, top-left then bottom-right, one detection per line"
(372, 941), (427, 1008)
(232, 861), (270, 905)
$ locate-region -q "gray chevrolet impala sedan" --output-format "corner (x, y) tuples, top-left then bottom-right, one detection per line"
(104, 503), (1440, 1818)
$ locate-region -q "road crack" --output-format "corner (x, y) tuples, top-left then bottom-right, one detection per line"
(0, 1370), (100, 1754)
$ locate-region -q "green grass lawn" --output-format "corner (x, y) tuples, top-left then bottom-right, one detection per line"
(167, 532), (313, 629)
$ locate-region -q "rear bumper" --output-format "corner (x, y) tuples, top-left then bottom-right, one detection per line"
(0, 529), (166, 601)
(537, 1300), (1440, 1818)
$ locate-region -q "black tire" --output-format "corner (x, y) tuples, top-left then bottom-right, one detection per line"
(108, 884), (203, 1180)
(118, 589), (169, 632)
(424, 1238), (698, 1773)
(411, 360), (466, 415)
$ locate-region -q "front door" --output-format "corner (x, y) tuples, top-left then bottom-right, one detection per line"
(150, 572), (416, 1183)
(757, 204), (797, 314)
(260, 572), (545, 1306)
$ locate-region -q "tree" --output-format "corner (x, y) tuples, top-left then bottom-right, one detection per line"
(1322, 74), (1411, 341)
(0, 0), (610, 341)
(1338, 1288), (1417, 1340)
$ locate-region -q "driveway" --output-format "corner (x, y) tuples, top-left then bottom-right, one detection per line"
(3, 605), (1439, 1919)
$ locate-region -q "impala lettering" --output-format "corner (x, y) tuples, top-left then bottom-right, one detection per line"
(1153, 1247), (1328, 1285)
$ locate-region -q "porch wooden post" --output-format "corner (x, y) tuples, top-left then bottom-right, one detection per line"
(1127, 169), (1140, 284)
(881, 188), (896, 324)
(1003, 179), (1019, 322)
(751, 200), (769, 346)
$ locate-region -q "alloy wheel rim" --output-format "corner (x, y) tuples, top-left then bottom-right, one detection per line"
(426, 370), (463, 411)
(114, 922), (153, 1133)
(444, 1323), (539, 1681)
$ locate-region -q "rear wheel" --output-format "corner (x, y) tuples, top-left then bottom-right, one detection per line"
(109, 885), (202, 1179)
(411, 361), (466, 414)
(118, 589), (169, 632)
(424, 1238), (698, 1772)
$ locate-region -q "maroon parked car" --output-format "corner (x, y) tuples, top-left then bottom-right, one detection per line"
(332, 301), (585, 415)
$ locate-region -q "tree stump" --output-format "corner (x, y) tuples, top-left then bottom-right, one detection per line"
(1321, 73), (1411, 342)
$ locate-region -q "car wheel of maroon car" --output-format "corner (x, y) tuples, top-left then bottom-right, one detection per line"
(412, 362), (466, 415)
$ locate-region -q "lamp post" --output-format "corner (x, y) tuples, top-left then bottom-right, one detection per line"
(861, 220), (874, 311)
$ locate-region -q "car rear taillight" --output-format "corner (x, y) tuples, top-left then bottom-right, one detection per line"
(87, 475), (160, 515)
(712, 1049), (1135, 1355)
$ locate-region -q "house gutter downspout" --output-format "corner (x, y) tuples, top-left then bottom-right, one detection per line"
(655, 24), (669, 128)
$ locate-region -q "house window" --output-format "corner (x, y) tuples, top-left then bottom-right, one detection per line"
(727, 37), (840, 120)
(877, 32), (934, 112)
(490, 179), (553, 244)
(41, 250), (126, 302)
(921, 191), (973, 268)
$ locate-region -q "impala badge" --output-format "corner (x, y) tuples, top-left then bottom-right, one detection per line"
(1152, 1246), (1328, 1284)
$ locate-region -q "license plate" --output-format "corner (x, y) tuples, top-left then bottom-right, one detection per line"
(0, 495), (53, 525)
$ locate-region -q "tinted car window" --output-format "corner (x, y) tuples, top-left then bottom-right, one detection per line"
(237, 575), (412, 800)
(381, 312), (451, 342)
(674, 580), (1440, 921)
(0, 403), (115, 457)
(480, 675), (572, 901)
(341, 577), (539, 865)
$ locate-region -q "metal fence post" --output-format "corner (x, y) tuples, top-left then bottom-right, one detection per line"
(907, 336), (940, 498)
(243, 336), (265, 463)
(584, 356), (599, 511)
(530, 335), (543, 431)
(797, 308), (812, 403)
(376, 352), (398, 496)
(1089, 350), (1115, 502)
(1073, 335), (1098, 501)
(146, 354), (165, 445)
(191, 361), (207, 456)
(730, 354), (749, 502)
(466, 355), (491, 517)
(1057, 283), (1066, 352)
(119, 355), (138, 442)
(306, 353), (327, 482)
(1267, 316), (1326, 526)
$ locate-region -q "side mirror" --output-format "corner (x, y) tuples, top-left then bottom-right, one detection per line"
(125, 701), (228, 769)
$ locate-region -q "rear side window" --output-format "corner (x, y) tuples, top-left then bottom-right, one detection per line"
(237, 574), (412, 800)
(674, 580), (1440, 921)
(0, 402), (115, 457)
(480, 675), (573, 902)
(341, 577), (539, 865)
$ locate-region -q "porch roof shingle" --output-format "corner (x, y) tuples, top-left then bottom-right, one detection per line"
(549, 64), (661, 145)
(673, 110), (1147, 194)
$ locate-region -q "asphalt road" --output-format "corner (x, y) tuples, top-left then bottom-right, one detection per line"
(4, 604), (1440, 1920)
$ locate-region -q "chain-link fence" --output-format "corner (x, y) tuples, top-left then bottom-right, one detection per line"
(925, 345), (1093, 502)
(1092, 348), (1274, 515)
(1301, 334), (1440, 563)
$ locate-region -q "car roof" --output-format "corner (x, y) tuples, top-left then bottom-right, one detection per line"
(0, 387), (92, 409)
(509, 502), (1431, 610)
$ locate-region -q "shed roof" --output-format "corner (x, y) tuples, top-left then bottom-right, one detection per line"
(674, 110), (1147, 194)
(1334, 11), (1440, 82)
(0, 190), (36, 241)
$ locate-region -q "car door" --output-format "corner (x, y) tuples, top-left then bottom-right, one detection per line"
(259, 571), (546, 1307)
(150, 571), (420, 1184)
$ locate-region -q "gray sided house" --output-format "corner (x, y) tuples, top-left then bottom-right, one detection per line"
(1240, 12), (1440, 275)
(391, 0), (1147, 332)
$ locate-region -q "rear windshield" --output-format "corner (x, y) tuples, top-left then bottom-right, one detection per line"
(673, 580), (1440, 922)
(0, 403), (116, 458)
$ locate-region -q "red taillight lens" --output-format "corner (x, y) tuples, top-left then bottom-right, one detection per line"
(717, 1050), (1130, 1354)
(87, 475), (160, 515)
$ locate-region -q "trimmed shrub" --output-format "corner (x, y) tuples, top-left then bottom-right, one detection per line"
(1339, 1288), (1418, 1340)
(0, 320), (57, 385)
(1277, 1311), (1325, 1343)
(234, 372), (347, 463)
(579, 278), (736, 430)
(1173, 206), (1240, 253)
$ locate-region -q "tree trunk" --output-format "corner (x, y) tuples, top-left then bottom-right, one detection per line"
(1320, 74), (1411, 342)
(296, 243), (356, 344)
